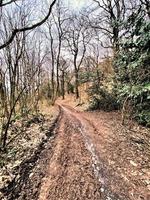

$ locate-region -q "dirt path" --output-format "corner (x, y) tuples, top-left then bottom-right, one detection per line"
(38, 105), (102, 200)
(38, 104), (150, 200)
(2, 103), (149, 199)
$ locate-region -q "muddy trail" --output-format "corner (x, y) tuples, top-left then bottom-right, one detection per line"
(1, 104), (150, 200)
(39, 105), (102, 200)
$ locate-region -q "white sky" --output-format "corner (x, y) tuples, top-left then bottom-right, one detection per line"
(66, 0), (87, 10)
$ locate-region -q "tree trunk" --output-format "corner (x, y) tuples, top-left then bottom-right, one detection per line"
(61, 70), (65, 100)
(75, 70), (79, 99)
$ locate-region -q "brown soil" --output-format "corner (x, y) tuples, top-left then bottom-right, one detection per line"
(38, 103), (150, 200)
(1, 102), (150, 200)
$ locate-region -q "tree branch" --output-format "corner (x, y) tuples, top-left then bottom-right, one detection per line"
(0, 0), (57, 50)
(0, 0), (19, 7)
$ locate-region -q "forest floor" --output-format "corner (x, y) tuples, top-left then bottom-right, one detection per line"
(0, 97), (150, 200)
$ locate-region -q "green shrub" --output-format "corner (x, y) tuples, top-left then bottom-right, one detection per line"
(114, 8), (150, 126)
(135, 111), (150, 127)
(88, 85), (119, 111)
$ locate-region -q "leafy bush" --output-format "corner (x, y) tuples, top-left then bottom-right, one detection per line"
(115, 9), (150, 126)
(88, 84), (119, 111)
(135, 111), (150, 127)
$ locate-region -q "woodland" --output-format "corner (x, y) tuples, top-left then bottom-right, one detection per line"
(0, 0), (150, 199)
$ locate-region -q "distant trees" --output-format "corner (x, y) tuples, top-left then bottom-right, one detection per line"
(54, 1), (69, 97)
(66, 15), (91, 99)
(43, 0), (70, 102)
(43, 5), (92, 100)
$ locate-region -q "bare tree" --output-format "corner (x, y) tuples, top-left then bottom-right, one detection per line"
(53, 0), (69, 96)
(91, 0), (127, 53)
(48, 22), (55, 102)
(59, 58), (68, 99)
(66, 15), (91, 99)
